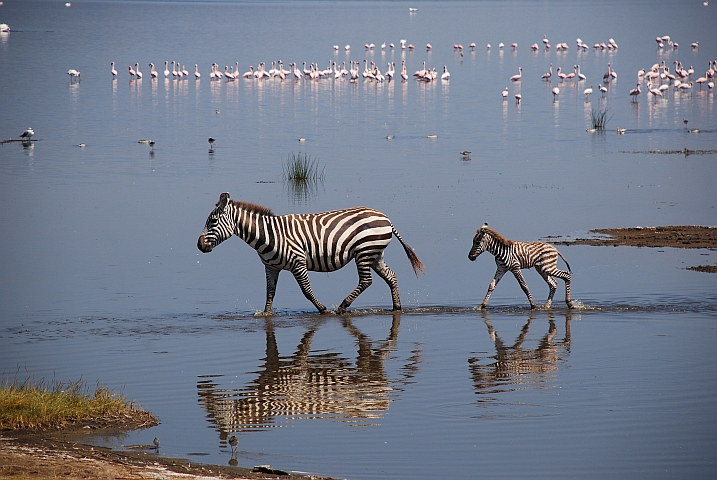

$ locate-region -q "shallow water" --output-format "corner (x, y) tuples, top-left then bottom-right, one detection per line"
(1, 1), (716, 478)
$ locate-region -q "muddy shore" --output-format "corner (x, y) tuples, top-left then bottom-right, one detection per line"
(544, 226), (717, 272)
(1, 425), (332, 480)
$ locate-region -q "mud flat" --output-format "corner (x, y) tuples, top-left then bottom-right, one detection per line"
(544, 226), (717, 273)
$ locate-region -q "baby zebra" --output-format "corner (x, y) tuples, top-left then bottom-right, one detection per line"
(468, 223), (574, 309)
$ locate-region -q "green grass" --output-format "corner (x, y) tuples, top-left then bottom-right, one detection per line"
(282, 152), (325, 181)
(283, 152), (325, 203)
(590, 107), (613, 130)
(0, 373), (155, 430)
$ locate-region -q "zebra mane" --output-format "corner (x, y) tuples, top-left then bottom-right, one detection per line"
(232, 200), (275, 217)
(482, 227), (514, 246)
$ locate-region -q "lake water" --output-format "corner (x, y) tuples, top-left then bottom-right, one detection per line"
(1, 0), (716, 478)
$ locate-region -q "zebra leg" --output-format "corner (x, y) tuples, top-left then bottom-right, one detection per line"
(371, 254), (401, 311)
(263, 266), (281, 314)
(511, 268), (537, 309)
(337, 259), (374, 314)
(478, 267), (508, 309)
(551, 269), (573, 308)
(290, 263), (327, 314)
(539, 271), (558, 309)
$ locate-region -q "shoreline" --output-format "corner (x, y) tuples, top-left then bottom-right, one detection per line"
(1, 426), (332, 480)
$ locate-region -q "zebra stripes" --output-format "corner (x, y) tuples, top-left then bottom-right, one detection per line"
(198, 192), (424, 314)
(468, 223), (574, 309)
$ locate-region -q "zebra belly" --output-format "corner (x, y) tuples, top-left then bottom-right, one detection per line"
(305, 225), (393, 272)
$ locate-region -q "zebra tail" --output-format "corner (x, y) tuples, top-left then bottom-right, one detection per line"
(557, 250), (571, 272)
(392, 226), (425, 276)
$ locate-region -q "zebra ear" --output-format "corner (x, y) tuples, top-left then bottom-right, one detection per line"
(217, 192), (230, 212)
(481, 222), (488, 230)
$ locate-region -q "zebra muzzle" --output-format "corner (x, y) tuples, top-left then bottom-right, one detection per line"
(197, 234), (213, 253)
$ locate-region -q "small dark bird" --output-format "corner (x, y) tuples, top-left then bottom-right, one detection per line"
(229, 435), (238, 453)
(208, 137), (216, 152)
(460, 151), (471, 156)
(153, 437), (160, 450)
(683, 119), (688, 124)
(20, 127), (34, 141)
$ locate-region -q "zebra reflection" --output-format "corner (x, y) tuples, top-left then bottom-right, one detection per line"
(198, 314), (420, 435)
(468, 311), (572, 403)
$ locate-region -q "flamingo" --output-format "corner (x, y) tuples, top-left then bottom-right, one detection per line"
(695, 75), (708, 89)
(542, 34), (549, 45)
(502, 87), (509, 100)
(577, 64), (586, 81)
(164, 61), (170, 78)
(134, 63), (142, 79)
(182, 65), (189, 77)
(401, 61), (408, 81)
(171, 61), (178, 78)
(128, 65), (136, 79)
(629, 83), (641, 101)
(515, 93), (522, 104)
(149, 63), (158, 79)
(648, 83), (663, 102)
(386, 62), (394, 81)
(67, 69), (80, 82)
(557, 67), (567, 81)
(565, 66), (576, 81)
(510, 67), (522, 82)
(603, 63), (612, 82)
(541, 63), (552, 80)
(243, 66), (254, 79)
(441, 65), (450, 81)
(584, 85), (593, 100)
(511, 42), (518, 50)
(552, 86), (559, 101)
(194, 64), (201, 79)
(110, 62), (117, 79)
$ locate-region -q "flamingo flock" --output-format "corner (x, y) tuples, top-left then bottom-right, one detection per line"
(104, 33), (712, 110)
(497, 33), (713, 106)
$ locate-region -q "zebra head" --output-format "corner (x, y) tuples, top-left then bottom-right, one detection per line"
(197, 192), (233, 253)
(468, 223), (490, 261)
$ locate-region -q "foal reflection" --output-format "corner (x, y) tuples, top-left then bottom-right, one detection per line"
(198, 313), (417, 434)
(468, 311), (572, 401)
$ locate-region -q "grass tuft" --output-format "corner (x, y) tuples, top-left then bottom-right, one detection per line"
(591, 107), (613, 130)
(0, 372), (156, 430)
(282, 152), (325, 181)
(283, 152), (325, 203)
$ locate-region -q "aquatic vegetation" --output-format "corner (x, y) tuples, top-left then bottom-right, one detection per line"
(590, 107), (613, 130)
(283, 152), (325, 203)
(282, 152), (325, 181)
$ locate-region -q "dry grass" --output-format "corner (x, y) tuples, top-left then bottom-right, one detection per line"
(0, 373), (155, 431)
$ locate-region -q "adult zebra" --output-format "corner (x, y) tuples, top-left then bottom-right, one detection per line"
(198, 193), (424, 314)
(468, 223), (574, 310)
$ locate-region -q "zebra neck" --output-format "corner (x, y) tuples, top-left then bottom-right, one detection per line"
(233, 206), (275, 249)
(486, 236), (507, 255)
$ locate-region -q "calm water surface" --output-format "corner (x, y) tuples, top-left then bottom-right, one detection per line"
(1, 1), (716, 478)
